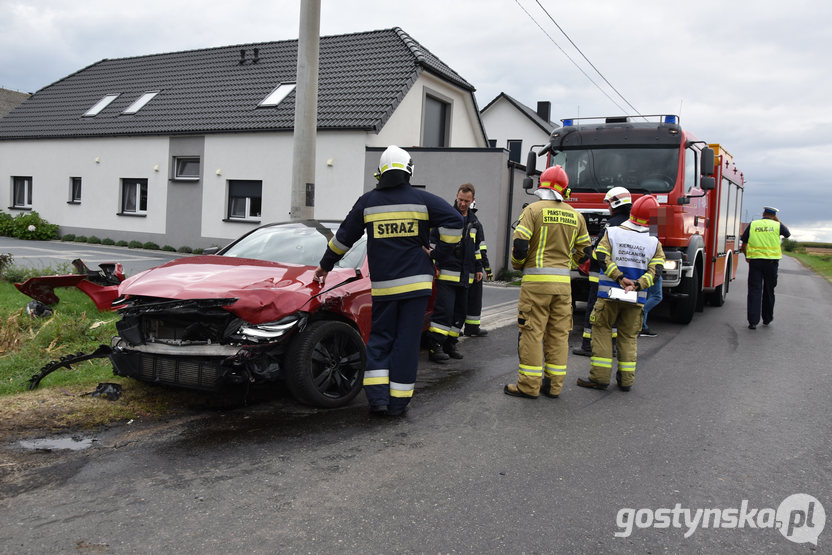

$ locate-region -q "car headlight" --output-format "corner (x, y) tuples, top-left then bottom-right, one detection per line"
(663, 259), (679, 271)
(238, 315), (301, 341)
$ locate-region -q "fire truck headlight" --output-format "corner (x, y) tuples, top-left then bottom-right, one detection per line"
(664, 259), (678, 271)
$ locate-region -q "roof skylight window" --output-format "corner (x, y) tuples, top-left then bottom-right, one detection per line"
(83, 94), (119, 117)
(122, 91), (160, 114)
(258, 83), (296, 107)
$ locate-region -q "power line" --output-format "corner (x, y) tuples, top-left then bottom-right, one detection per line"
(533, 0), (642, 117)
(512, 0), (630, 115)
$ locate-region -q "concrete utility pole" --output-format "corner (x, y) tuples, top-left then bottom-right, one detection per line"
(290, 0), (320, 220)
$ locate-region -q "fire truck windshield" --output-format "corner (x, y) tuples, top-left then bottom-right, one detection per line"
(548, 146), (679, 194)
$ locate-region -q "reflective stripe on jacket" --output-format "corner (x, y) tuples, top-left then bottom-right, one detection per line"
(745, 219), (782, 259)
(595, 226), (664, 305)
(511, 200), (590, 291)
(320, 182), (463, 300)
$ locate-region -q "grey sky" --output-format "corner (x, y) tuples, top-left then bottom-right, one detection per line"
(2, 0), (829, 239)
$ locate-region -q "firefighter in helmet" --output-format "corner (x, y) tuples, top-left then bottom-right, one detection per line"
(576, 195), (665, 391)
(572, 186), (631, 356)
(504, 165), (591, 399)
(315, 145), (463, 417)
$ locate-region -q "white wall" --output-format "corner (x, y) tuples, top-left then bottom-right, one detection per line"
(481, 98), (553, 164)
(373, 73), (486, 149)
(1, 136), (170, 233)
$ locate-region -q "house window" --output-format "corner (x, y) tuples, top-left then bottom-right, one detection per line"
(12, 176), (32, 208)
(228, 180), (262, 221)
(84, 94), (119, 117)
(70, 177), (82, 203)
(121, 178), (148, 214)
(259, 83), (296, 107)
(423, 94), (450, 147)
(507, 140), (523, 163)
(174, 157), (200, 180)
(122, 91), (159, 114)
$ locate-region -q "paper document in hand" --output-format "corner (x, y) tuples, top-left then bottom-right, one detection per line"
(609, 288), (638, 303)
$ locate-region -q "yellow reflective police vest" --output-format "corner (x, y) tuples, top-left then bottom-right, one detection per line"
(746, 219), (782, 260)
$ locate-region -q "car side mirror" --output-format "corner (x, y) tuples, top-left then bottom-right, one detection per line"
(202, 246), (220, 255)
(700, 176), (715, 191)
(522, 176), (534, 191)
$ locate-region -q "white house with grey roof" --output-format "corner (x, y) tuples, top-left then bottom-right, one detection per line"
(480, 93), (557, 166)
(0, 28), (490, 249)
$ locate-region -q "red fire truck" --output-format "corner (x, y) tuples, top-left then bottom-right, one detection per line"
(524, 114), (745, 324)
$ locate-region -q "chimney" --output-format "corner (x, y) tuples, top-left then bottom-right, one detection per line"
(536, 101), (551, 122)
(252, 48), (260, 63)
(239, 49), (246, 64)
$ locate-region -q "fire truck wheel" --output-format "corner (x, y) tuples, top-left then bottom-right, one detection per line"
(708, 261), (730, 307)
(670, 265), (700, 324)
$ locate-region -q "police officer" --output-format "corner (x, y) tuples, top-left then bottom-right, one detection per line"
(464, 197), (492, 337)
(315, 146), (463, 416)
(504, 165), (591, 399)
(427, 183), (483, 361)
(572, 186), (631, 356)
(576, 195), (665, 392)
(741, 206), (790, 329)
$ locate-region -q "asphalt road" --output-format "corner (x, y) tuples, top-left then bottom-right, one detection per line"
(1, 248), (830, 553)
(0, 237), (186, 277)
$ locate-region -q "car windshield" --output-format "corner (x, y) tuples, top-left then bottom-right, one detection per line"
(220, 222), (366, 269)
(548, 146), (679, 193)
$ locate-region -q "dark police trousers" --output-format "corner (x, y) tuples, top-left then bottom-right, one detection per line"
(747, 259), (778, 325)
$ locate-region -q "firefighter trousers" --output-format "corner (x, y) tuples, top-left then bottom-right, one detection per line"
(428, 281), (467, 349)
(364, 295), (430, 414)
(589, 298), (642, 387)
(464, 278), (483, 334)
(516, 285), (572, 396)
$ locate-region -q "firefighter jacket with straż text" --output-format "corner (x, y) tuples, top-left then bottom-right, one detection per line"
(511, 199), (591, 292)
(319, 174), (463, 300)
(594, 224), (665, 304)
(430, 203), (483, 287)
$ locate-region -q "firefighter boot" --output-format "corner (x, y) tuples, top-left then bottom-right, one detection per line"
(541, 376), (562, 399)
(427, 334), (449, 363)
(616, 369), (634, 391)
(465, 325), (488, 337)
(443, 338), (464, 359)
(572, 338), (592, 357)
(505, 369), (542, 399)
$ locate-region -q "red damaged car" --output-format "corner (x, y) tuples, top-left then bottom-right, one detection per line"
(111, 220), (373, 408)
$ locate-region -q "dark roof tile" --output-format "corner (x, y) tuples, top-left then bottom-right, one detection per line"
(0, 28), (474, 139)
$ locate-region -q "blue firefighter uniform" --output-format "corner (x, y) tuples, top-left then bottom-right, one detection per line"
(464, 207), (491, 337)
(428, 202), (482, 359)
(318, 152), (462, 415)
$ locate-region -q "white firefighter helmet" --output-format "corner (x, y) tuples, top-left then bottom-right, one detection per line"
(377, 145), (414, 176)
(604, 186), (632, 209)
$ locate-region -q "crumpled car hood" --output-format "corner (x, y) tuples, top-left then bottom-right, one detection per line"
(119, 255), (342, 323)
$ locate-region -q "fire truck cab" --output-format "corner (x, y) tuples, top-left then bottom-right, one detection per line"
(524, 114), (745, 324)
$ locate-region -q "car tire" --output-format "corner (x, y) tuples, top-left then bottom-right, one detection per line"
(285, 320), (365, 408)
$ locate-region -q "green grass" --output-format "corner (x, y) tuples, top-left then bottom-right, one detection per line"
(0, 282), (118, 395)
(787, 251), (832, 282)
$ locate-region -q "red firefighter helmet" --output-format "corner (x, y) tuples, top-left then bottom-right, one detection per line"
(629, 195), (659, 227)
(539, 165), (569, 194)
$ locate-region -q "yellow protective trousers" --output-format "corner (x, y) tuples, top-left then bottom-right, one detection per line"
(516, 284), (572, 396)
(589, 298), (642, 387)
